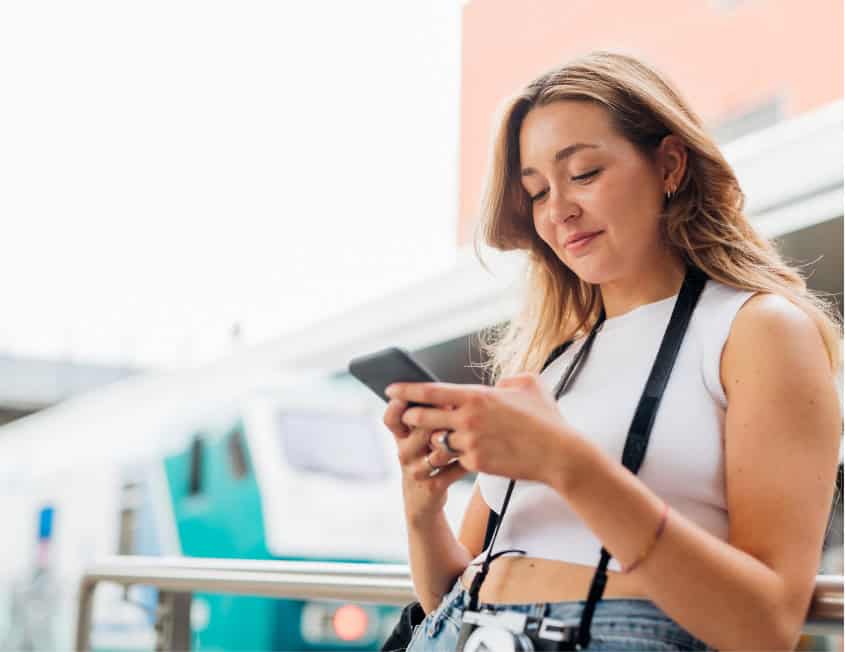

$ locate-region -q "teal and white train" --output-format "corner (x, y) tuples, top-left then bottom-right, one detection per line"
(0, 365), (472, 651)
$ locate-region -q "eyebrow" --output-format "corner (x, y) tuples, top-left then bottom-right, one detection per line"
(520, 143), (599, 177)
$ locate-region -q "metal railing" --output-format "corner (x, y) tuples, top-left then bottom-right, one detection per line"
(75, 556), (844, 651)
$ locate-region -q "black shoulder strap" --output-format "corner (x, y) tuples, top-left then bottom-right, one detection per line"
(472, 269), (706, 645)
(482, 508), (498, 552)
(576, 268), (707, 649)
(481, 340), (575, 551)
(543, 341), (574, 373)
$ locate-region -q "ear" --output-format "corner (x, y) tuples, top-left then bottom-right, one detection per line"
(656, 134), (687, 193)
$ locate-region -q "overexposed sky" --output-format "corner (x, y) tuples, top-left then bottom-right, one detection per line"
(0, 1), (462, 369)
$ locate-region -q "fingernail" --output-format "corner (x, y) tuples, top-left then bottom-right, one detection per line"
(385, 385), (397, 397)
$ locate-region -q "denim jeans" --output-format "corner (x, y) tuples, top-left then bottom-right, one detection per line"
(406, 578), (712, 651)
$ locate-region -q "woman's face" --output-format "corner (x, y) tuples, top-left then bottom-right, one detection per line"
(518, 100), (678, 285)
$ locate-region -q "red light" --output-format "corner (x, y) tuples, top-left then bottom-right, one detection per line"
(332, 604), (368, 641)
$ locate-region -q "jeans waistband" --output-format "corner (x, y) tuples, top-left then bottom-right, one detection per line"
(423, 578), (710, 650)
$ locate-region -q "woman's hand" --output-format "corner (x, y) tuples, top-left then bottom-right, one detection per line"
(383, 397), (469, 524)
(386, 373), (581, 487)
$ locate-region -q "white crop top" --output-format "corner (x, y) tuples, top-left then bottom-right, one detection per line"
(474, 279), (757, 572)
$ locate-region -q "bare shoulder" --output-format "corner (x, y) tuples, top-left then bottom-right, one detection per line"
(731, 292), (820, 342)
(722, 293), (833, 400)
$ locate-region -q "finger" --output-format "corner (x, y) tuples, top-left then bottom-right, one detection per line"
(401, 406), (455, 431)
(385, 382), (480, 407)
(426, 443), (455, 468)
(428, 428), (470, 457)
(396, 427), (435, 467)
(410, 451), (453, 481)
(430, 458), (469, 489)
(428, 430), (461, 458)
(383, 399), (410, 438)
(428, 429), (447, 450)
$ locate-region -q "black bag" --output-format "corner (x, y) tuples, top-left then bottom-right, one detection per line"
(380, 601), (426, 652)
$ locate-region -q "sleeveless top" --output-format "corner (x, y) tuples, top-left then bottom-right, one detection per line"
(473, 279), (757, 571)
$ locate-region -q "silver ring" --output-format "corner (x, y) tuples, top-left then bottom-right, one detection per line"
(437, 430), (461, 456)
(425, 454), (442, 477)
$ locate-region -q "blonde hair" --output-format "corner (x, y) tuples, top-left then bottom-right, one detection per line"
(475, 51), (841, 381)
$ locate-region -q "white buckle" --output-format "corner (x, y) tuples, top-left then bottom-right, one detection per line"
(538, 617), (577, 642)
(462, 609), (527, 632)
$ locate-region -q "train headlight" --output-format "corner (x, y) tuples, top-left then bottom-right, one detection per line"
(301, 602), (377, 645)
(332, 604), (368, 641)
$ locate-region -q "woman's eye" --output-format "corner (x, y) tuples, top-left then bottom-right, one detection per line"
(528, 169), (600, 202)
(572, 168), (601, 183)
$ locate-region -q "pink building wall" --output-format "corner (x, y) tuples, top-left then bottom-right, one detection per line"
(457, 0), (843, 245)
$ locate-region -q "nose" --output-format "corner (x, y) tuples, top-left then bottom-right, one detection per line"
(546, 186), (580, 225)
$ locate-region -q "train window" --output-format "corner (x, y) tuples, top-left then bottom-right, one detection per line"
(118, 482), (140, 554)
(188, 436), (204, 496)
(227, 429), (249, 479)
(276, 411), (388, 482)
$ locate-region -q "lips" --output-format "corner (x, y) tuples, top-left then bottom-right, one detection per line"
(564, 230), (604, 249)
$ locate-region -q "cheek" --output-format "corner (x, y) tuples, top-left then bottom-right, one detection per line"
(531, 210), (551, 243)
(599, 172), (662, 238)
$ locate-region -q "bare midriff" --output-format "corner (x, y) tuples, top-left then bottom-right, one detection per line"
(460, 556), (650, 604)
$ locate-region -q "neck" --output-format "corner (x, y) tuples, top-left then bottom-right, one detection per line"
(599, 252), (687, 320)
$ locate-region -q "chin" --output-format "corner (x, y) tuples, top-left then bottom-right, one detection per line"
(561, 258), (617, 287)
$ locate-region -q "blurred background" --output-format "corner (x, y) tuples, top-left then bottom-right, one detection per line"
(0, 1), (841, 650)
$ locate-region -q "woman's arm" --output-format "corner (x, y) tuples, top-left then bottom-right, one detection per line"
(544, 294), (841, 650)
(405, 509), (472, 614)
(458, 481), (492, 558)
(407, 483), (487, 613)
(382, 396), (477, 613)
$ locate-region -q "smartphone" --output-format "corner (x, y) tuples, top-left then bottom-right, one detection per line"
(348, 346), (439, 406)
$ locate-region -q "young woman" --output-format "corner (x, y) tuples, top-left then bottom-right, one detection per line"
(383, 52), (841, 651)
